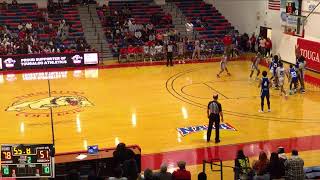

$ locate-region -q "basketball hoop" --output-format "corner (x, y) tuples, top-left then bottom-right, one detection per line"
(283, 14), (306, 38)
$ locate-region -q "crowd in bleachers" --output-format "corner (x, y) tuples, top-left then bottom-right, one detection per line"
(81, 143), (309, 180)
(234, 147), (305, 180)
(0, 0), (91, 55)
(96, 0), (274, 62)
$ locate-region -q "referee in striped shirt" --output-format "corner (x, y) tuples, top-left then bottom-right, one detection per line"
(207, 94), (224, 143)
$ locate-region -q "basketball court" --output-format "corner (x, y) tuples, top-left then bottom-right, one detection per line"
(1, 59), (320, 178)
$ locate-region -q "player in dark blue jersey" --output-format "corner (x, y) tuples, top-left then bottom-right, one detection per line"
(258, 71), (271, 112)
(288, 64), (298, 94)
(270, 55), (279, 88)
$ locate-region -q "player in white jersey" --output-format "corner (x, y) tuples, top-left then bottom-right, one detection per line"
(249, 52), (262, 80)
(276, 62), (288, 97)
(217, 54), (231, 78)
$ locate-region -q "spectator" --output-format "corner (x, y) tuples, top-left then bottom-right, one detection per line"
(234, 150), (251, 180)
(1, 1), (8, 10)
(122, 150), (139, 180)
(252, 151), (270, 179)
(278, 147), (287, 166)
(285, 150), (304, 180)
(142, 169), (155, 180)
(265, 38), (272, 57)
(197, 172), (206, 180)
(109, 168), (128, 180)
(154, 163), (172, 180)
(250, 33), (256, 52)
(11, 0), (18, 8)
(172, 161), (191, 180)
(259, 37), (266, 56)
(268, 152), (285, 179)
(185, 21), (193, 36)
(113, 143), (133, 168)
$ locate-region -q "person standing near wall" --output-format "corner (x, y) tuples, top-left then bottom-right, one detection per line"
(265, 38), (272, 57)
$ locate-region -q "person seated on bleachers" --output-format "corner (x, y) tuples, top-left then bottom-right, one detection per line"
(135, 30), (142, 40)
(252, 151), (270, 179)
(154, 163), (172, 180)
(109, 167), (128, 180)
(172, 161), (191, 180)
(1, 0), (8, 10)
(285, 149), (304, 180)
(146, 23), (154, 34)
(234, 150), (251, 180)
(185, 21), (193, 36)
(156, 32), (163, 42)
(278, 147), (287, 167)
(122, 150), (139, 180)
(141, 168), (155, 180)
(268, 152), (285, 180)
(11, 0), (18, 8)
(163, 13), (172, 25)
(149, 33), (156, 42)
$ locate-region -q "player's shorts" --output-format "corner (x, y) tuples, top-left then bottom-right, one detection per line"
(291, 77), (298, 83)
(251, 64), (259, 71)
(220, 61), (226, 70)
(278, 77), (285, 86)
(224, 45), (232, 56)
(261, 90), (270, 98)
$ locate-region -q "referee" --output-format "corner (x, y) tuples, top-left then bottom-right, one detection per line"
(207, 94), (224, 143)
(166, 41), (174, 66)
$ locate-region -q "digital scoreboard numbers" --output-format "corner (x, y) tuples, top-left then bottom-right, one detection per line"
(0, 144), (54, 178)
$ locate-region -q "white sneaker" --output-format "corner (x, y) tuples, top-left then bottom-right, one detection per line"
(259, 110), (264, 113)
(268, 109), (271, 112)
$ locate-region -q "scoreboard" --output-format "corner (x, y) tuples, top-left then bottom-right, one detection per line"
(0, 144), (54, 178)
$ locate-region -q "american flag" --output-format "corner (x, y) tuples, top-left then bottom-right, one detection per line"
(268, 0), (281, 10)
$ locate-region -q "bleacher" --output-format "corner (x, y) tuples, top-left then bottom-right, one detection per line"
(0, 3), (38, 31)
(97, 0), (174, 56)
(172, 0), (234, 40)
(0, 3), (85, 47)
(47, 4), (84, 45)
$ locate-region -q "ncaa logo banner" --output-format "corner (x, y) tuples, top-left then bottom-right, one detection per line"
(177, 123), (237, 136)
(297, 38), (320, 73)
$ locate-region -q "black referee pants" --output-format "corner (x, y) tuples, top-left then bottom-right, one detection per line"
(207, 114), (220, 142)
(167, 52), (173, 66)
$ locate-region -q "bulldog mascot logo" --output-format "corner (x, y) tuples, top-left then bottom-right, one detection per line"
(6, 95), (93, 112)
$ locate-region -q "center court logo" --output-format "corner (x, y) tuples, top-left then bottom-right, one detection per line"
(5, 91), (93, 117)
(177, 123), (237, 136)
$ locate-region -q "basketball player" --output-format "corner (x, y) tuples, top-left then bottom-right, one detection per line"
(270, 55), (279, 88)
(217, 54), (231, 78)
(258, 71), (271, 112)
(296, 55), (306, 93)
(192, 39), (200, 60)
(249, 52), (262, 80)
(277, 62), (288, 97)
(288, 64), (298, 94)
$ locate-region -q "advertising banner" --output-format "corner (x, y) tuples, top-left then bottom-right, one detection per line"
(0, 52), (99, 71)
(297, 38), (320, 72)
